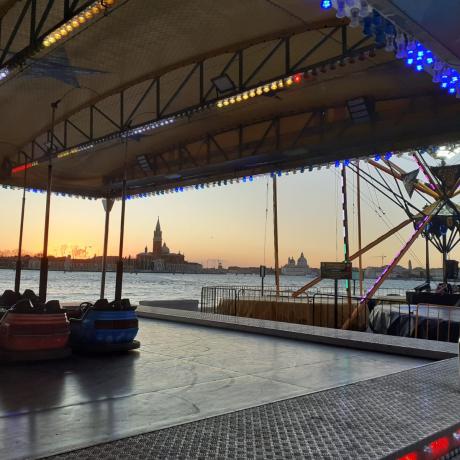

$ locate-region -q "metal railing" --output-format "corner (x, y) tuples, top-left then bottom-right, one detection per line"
(200, 285), (460, 343)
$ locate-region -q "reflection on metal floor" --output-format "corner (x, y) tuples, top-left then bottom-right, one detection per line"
(0, 318), (430, 460)
(45, 358), (460, 460)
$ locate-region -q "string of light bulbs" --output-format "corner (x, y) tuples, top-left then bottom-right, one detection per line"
(320, 0), (460, 98)
(43, 1), (116, 49)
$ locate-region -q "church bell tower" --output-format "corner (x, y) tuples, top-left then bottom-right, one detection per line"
(153, 217), (162, 256)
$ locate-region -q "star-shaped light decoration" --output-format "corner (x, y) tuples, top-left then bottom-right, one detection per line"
(3, 46), (107, 87)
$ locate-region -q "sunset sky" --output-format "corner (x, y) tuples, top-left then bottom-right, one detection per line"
(0, 157), (456, 269)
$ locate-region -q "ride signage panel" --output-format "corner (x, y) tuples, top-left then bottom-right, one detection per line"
(320, 262), (352, 280)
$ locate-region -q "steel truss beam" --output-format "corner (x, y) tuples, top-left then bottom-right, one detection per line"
(0, 0), (95, 69)
(17, 21), (378, 168)
(109, 108), (326, 195)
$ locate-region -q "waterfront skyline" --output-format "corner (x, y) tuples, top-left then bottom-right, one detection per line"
(1, 160), (459, 269)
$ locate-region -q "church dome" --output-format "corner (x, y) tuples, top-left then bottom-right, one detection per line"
(297, 252), (308, 268)
(161, 242), (170, 254)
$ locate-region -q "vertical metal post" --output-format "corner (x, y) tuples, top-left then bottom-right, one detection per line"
(272, 175), (280, 296)
(115, 139), (128, 301)
(443, 233), (448, 284)
(334, 279), (338, 329)
(38, 103), (57, 302)
(115, 182), (126, 301)
(38, 163), (52, 302)
(356, 162), (363, 297)
(425, 236), (430, 286)
(14, 166), (27, 293)
(100, 198), (114, 299)
(341, 165), (352, 307)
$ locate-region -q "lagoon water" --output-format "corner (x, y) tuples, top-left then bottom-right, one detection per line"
(0, 268), (421, 304)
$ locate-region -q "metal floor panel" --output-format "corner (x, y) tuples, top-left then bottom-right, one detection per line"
(137, 306), (458, 360)
(45, 358), (460, 460)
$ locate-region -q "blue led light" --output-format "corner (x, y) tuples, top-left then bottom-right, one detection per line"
(415, 64), (423, 72)
(320, 0), (332, 10)
(384, 151), (393, 160)
(406, 58), (414, 66)
(180, 186), (184, 192)
(277, 171), (282, 177)
(344, 159), (350, 166)
(335, 160), (340, 168)
(374, 154), (381, 161)
(249, 176), (254, 182)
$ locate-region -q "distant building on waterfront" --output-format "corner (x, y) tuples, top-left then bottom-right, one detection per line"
(281, 252), (310, 276)
(136, 218), (202, 273)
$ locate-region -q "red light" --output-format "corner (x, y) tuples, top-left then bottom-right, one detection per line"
(428, 436), (449, 456)
(12, 162), (33, 174)
(293, 73), (303, 84)
(397, 452), (417, 460)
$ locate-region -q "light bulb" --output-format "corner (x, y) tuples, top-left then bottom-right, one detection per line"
(78, 15), (86, 24)
(384, 35), (394, 52)
(249, 90), (256, 97)
(349, 8), (360, 27)
(84, 10), (93, 19)
(256, 87), (263, 95)
(263, 85), (270, 93)
(66, 24), (73, 32)
(336, 0), (346, 18)
(43, 39), (51, 47)
(359, 0), (371, 17)
(242, 92), (249, 100)
(71, 19), (79, 28)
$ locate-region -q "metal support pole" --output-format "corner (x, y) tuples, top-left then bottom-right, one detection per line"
(114, 182), (126, 301)
(115, 138), (128, 301)
(334, 279), (338, 328)
(341, 165), (352, 306)
(356, 162), (363, 297)
(272, 175), (280, 295)
(38, 102), (57, 302)
(38, 163), (52, 302)
(14, 166), (27, 293)
(425, 236), (430, 286)
(100, 198), (114, 299)
(443, 233), (448, 284)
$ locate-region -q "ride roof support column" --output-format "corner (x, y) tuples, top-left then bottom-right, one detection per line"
(14, 162), (27, 294)
(100, 198), (114, 299)
(272, 175), (280, 296)
(39, 102), (57, 302)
